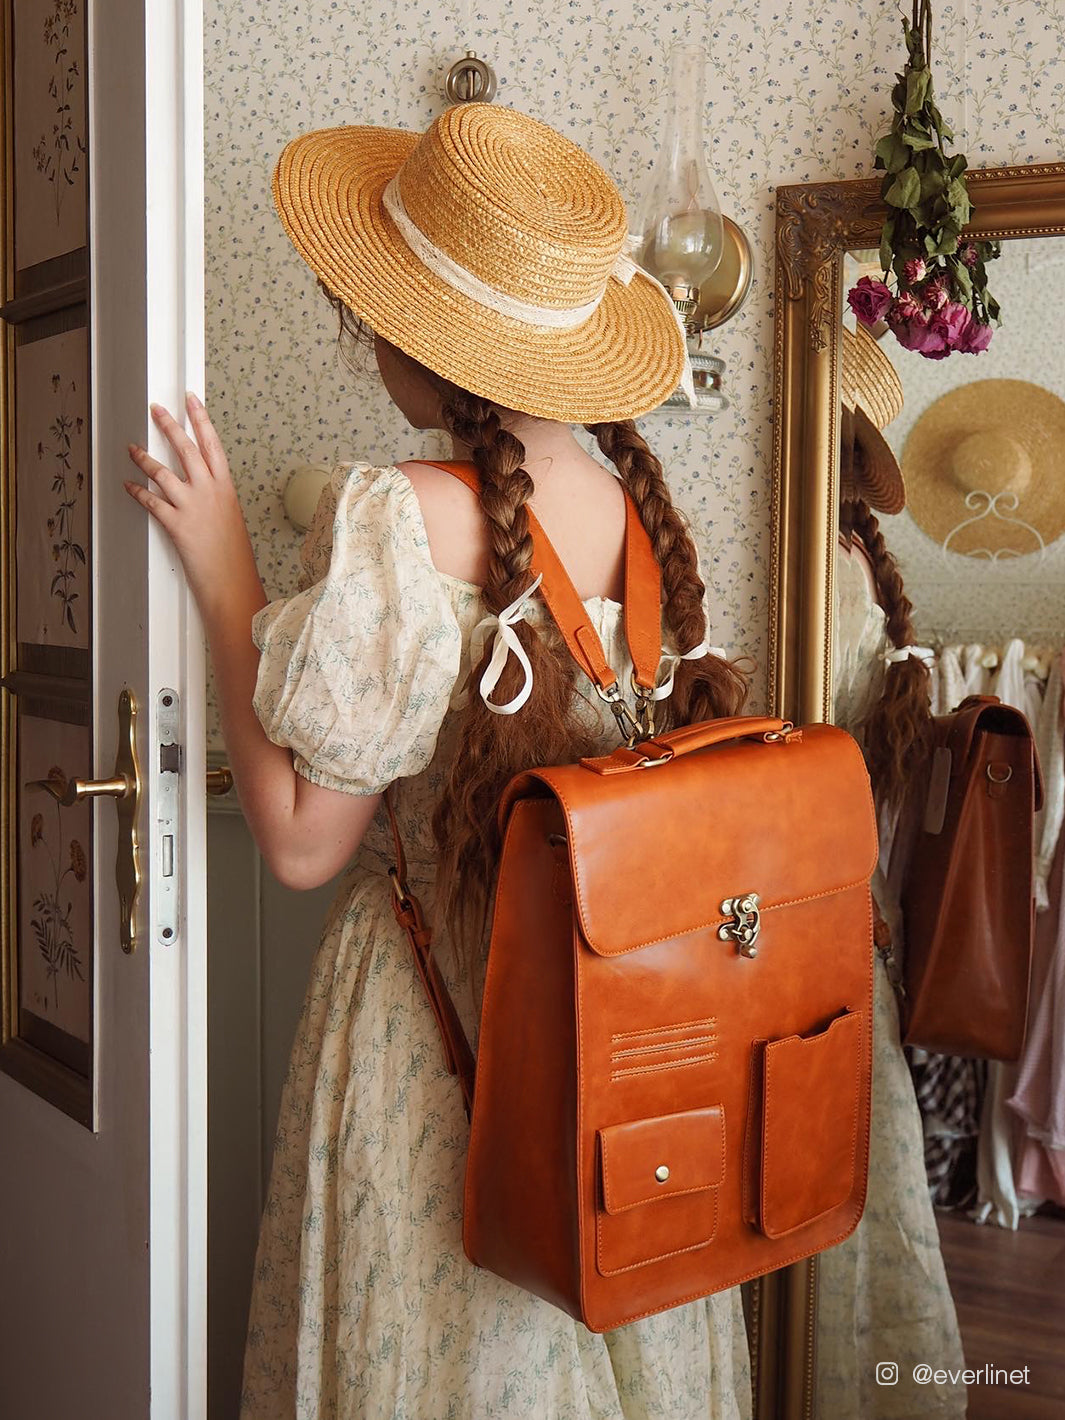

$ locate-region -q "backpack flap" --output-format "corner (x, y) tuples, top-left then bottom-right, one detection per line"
(503, 720), (877, 957)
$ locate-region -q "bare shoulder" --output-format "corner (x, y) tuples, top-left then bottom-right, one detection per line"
(395, 458), (477, 505)
(394, 458), (486, 583)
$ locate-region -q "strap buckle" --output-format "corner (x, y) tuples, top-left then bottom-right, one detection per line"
(388, 865), (411, 911)
(630, 670), (657, 739)
(594, 681), (644, 747)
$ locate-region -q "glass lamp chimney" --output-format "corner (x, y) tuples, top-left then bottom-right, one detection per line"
(637, 42), (724, 320)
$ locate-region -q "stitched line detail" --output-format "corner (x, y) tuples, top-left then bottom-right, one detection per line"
(610, 1052), (717, 1081)
(610, 1016), (717, 1042)
(600, 1105), (727, 1213)
(596, 1190), (719, 1276)
(610, 1034), (718, 1061)
(603, 1178), (716, 1214)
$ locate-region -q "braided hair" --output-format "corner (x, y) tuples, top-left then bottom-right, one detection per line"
(320, 284), (750, 960)
(845, 497), (933, 810)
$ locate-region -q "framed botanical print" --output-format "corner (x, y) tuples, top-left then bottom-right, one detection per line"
(11, 0), (88, 293)
(1, 0), (92, 1124)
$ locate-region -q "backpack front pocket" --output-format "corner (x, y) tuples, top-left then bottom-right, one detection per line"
(595, 1105), (724, 1275)
(745, 1009), (865, 1240)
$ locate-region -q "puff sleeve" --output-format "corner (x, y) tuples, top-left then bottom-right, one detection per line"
(251, 462), (463, 794)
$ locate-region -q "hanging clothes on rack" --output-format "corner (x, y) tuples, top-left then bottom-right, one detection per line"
(1034, 655), (1065, 911)
(1008, 651), (1065, 1207)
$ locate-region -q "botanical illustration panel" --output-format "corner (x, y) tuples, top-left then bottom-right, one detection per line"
(15, 324), (90, 651)
(12, 0), (88, 272)
(17, 711), (93, 1049)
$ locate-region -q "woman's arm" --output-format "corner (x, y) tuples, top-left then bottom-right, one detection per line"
(125, 394), (381, 890)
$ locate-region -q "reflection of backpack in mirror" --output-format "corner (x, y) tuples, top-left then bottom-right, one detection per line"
(899, 694), (1044, 1061)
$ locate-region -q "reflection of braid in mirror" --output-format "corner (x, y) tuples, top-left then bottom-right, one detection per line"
(842, 495), (933, 813)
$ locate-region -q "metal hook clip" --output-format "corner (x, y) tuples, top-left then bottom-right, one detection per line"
(594, 681), (642, 747)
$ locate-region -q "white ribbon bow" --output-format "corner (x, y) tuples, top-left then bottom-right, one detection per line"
(652, 639), (727, 699)
(466, 572), (545, 715)
(883, 644), (935, 669)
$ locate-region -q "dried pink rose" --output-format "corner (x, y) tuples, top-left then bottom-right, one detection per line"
(847, 276), (893, 326)
(892, 292), (925, 323)
(933, 301), (971, 344)
(923, 276), (950, 310)
(890, 307), (946, 355)
(959, 243), (980, 268)
(958, 317), (993, 353)
(903, 257), (927, 285)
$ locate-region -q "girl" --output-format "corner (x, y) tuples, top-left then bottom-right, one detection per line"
(126, 103), (753, 1419)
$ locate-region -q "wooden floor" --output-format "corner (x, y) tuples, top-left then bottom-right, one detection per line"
(936, 1207), (1065, 1418)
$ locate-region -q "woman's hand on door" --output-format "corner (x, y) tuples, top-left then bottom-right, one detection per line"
(125, 392), (260, 620)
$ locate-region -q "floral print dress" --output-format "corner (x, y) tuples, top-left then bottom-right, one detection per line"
(238, 461), (753, 1420)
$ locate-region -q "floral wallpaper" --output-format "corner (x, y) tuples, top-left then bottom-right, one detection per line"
(203, 0), (1065, 746)
(876, 234), (1065, 648)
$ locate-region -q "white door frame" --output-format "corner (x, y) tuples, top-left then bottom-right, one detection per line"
(138, 0), (207, 1411)
(0, 1), (207, 1415)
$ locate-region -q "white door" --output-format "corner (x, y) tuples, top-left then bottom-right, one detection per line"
(0, 0), (207, 1415)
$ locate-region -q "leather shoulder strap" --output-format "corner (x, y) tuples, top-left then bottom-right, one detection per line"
(413, 459), (662, 693)
(624, 493), (664, 692)
(385, 786), (475, 1118)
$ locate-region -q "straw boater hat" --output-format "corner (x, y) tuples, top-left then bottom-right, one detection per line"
(902, 379), (1065, 553)
(271, 102), (694, 422)
(840, 324), (906, 515)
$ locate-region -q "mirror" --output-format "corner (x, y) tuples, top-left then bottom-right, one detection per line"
(771, 163), (1065, 1419)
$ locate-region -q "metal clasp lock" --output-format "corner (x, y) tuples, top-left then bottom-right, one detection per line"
(719, 892), (761, 957)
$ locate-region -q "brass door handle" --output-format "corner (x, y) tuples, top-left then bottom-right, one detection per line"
(34, 773), (135, 807)
(27, 687), (142, 953)
(206, 766), (233, 795)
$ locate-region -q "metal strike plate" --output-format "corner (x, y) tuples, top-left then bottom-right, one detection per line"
(157, 688), (181, 946)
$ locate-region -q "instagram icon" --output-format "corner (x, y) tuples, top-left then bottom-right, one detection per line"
(876, 1363), (899, 1386)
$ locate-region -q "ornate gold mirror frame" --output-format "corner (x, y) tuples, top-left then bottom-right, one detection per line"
(768, 160), (1065, 1416)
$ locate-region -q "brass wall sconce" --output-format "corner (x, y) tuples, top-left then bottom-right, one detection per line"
(636, 41), (754, 414)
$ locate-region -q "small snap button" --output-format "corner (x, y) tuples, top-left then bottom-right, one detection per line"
(655, 1164), (670, 1183)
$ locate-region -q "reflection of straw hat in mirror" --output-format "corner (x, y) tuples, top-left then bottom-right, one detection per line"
(840, 324), (906, 514)
(901, 379), (1065, 553)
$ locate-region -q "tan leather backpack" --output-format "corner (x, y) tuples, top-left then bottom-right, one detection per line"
(387, 460), (878, 1332)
